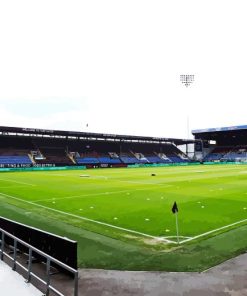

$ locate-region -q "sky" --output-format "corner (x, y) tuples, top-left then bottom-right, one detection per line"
(0, 0), (246, 139)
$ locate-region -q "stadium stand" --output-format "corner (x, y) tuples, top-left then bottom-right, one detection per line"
(0, 155), (32, 165)
(0, 126), (195, 167)
(98, 155), (122, 164)
(205, 146), (247, 162)
(0, 148), (32, 166)
(119, 152), (139, 164)
(156, 153), (172, 163)
(203, 146), (228, 161)
(131, 152), (149, 163)
(76, 157), (100, 164)
(32, 138), (73, 165)
(145, 155), (164, 163)
(192, 125), (247, 163)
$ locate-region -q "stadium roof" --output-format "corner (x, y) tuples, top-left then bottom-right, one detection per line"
(192, 124), (247, 135)
(0, 126), (197, 145)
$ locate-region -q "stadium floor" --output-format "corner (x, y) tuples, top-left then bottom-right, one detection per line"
(2, 250), (246, 295)
(75, 253), (247, 295)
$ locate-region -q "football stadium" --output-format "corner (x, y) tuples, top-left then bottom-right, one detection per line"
(1, 124), (247, 295)
(1, 1), (247, 295)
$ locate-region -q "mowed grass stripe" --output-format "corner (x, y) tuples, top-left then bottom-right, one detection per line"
(32, 184), (173, 203)
(0, 191), (175, 244)
(4, 189), (246, 245)
(0, 164), (247, 238)
(179, 217), (247, 244)
(0, 177), (36, 186)
(2, 189), (245, 245)
(1, 164), (247, 271)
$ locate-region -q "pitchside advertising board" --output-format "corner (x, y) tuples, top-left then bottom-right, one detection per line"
(0, 163), (55, 168)
(0, 217), (77, 271)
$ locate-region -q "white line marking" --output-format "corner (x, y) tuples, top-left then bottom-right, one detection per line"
(0, 178), (36, 186)
(32, 187), (157, 203)
(179, 218), (247, 244)
(0, 185), (34, 189)
(163, 236), (192, 239)
(33, 190), (135, 202)
(0, 192), (175, 244)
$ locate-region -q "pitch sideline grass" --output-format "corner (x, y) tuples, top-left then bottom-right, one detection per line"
(0, 164), (247, 270)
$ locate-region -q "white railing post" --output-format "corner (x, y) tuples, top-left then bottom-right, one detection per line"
(12, 239), (17, 271)
(26, 248), (32, 283)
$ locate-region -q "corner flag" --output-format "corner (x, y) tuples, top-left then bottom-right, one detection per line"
(172, 202), (178, 214)
(171, 201), (179, 243)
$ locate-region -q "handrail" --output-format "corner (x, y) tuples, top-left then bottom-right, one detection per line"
(0, 227), (79, 296)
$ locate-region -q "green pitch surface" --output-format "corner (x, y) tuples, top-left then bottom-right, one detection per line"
(0, 164), (247, 271)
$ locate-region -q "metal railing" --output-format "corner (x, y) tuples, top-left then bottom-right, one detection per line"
(0, 227), (79, 296)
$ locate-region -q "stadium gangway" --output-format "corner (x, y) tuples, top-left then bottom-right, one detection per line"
(0, 227), (79, 296)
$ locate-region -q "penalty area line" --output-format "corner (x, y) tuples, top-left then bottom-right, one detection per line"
(179, 218), (247, 244)
(0, 192), (176, 244)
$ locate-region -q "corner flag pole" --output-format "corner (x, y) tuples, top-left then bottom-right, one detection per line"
(172, 201), (179, 244)
(175, 211), (179, 244)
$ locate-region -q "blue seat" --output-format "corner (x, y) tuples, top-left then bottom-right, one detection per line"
(0, 156), (32, 165)
(98, 157), (121, 164)
(76, 157), (99, 164)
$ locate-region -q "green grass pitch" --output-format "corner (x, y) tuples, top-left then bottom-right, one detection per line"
(0, 164), (247, 271)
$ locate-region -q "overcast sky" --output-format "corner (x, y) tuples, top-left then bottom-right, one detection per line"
(0, 0), (246, 139)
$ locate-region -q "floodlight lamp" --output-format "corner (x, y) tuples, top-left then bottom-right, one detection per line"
(180, 74), (194, 87)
